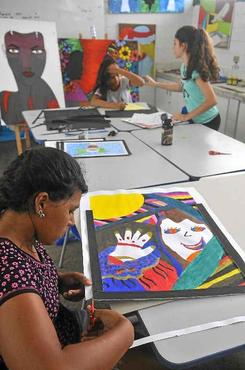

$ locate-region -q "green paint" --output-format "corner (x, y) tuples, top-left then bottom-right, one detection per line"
(173, 237), (224, 290)
(200, 0), (215, 13)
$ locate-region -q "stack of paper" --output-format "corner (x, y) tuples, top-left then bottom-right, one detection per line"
(122, 111), (170, 129)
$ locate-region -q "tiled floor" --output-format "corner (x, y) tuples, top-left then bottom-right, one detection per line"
(1, 139), (245, 369)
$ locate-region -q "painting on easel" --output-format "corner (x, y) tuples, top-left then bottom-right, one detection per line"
(81, 188), (245, 301)
(0, 18), (64, 127)
(79, 39), (140, 102)
(58, 38), (88, 107)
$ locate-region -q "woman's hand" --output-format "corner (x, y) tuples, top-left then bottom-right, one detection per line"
(94, 308), (131, 331)
(58, 272), (92, 301)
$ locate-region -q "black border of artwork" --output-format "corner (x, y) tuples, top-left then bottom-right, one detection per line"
(62, 139), (131, 158)
(85, 203), (245, 301)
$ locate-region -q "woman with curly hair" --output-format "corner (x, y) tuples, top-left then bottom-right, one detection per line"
(146, 26), (221, 130)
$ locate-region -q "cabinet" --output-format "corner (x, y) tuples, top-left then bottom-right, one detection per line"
(234, 103), (245, 143)
(155, 78), (183, 114)
(216, 95), (229, 134)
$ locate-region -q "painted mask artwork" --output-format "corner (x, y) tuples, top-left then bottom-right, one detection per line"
(0, 31), (59, 126)
(83, 188), (245, 300)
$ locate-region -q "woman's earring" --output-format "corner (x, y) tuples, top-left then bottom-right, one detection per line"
(37, 209), (45, 218)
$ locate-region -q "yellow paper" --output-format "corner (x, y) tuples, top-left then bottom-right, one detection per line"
(124, 103), (147, 111)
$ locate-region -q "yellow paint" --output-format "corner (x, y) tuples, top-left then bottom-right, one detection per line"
(90, 193), (144, 219)
(198, 269), (241, 289)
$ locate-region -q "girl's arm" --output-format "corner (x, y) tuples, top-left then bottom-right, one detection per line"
(108, 64), (145, 87)
(145, 75), (182, 92)
(172, 79), (217, 121)
(0, 293), (134, 370)
(90, 93), (126, 110)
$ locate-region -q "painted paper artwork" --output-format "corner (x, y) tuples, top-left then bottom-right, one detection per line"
(119, 24), (156, 77)
(79, 39), (140, 102)
(81, 188), (245, 300)
(0, 19), (65, 126)
(63, 140), (130, 158)
(108, 0), (184, 13)
(198, 0), (235, 48)
(58, 38), (88, 106)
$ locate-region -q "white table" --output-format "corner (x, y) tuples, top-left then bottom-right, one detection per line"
(132, 124), (245, 179)
(109, 173), (245, 367)
(69, 132), (189, 191)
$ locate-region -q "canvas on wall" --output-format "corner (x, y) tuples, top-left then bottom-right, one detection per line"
(108, 0), (184, 13)
(79, 39), (140, 102)
(81, 187), (245, 301)
(198, 0), (235, 48)
(0, 18), (65, 126)
(119, 24), (156, 77)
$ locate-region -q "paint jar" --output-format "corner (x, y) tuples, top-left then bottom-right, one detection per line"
(90, 25), (97, 39)
(161, 113), (173, 145)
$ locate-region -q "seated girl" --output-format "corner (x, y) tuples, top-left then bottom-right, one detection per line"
(90, 55), (145, 110)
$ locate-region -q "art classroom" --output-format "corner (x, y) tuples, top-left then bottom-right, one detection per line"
(0, 1), (245, 370)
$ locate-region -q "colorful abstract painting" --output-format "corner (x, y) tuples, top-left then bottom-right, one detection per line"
(198, 0), (235, 48)
(108, 0), (184, 13)
(79, 39), (140, 102)
(63, 140), (130, 158)
(119, 24), (156, 77)
(0, 19), (64, 127)
(58, 38), (88, 107)
(81, 188), (245, 300)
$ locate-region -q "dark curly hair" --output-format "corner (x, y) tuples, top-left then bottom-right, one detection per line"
(0, 147), (88, 213)
(92, 54), (116, 100)
(175, 25), (220, 82)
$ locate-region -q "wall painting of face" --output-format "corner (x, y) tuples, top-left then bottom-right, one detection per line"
(0, 19), (64, 126)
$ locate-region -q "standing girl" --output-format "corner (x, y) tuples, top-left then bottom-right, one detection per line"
(90, 55), (145, 110)
(146, 26), (221, 130)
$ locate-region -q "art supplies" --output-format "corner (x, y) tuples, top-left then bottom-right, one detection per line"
(209, 150), (232, 155)
(122, 111), (169, 129)
(43, 108), (110, 131)
(105, 105), (158, 118)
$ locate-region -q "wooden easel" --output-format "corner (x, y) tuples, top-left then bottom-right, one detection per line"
(14, 122), (31, 155)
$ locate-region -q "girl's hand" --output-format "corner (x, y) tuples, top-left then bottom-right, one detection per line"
(108, 63), (120, 74)
(172, 112), (190, 122)
(144, 75), (157, 87)
(115, 102), (127, 110)
(58, 272), (92, 301)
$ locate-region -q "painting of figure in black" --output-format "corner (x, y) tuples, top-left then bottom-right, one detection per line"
(0, 31), (59, 126)
(143, 0), (155, 11)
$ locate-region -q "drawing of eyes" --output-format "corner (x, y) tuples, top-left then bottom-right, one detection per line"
(164, 227), (180, 234)
(191, 226), (205, 232)
(32, 47), (44, 55)
(7, 46), (19, 54)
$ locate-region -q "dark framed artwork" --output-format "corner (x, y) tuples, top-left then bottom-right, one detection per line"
(81, 188), (245, 301)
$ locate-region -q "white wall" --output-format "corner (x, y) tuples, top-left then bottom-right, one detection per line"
(104, 0), (193, 71)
